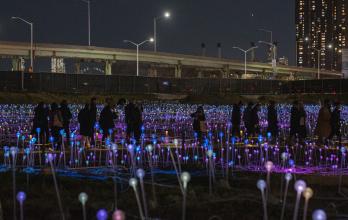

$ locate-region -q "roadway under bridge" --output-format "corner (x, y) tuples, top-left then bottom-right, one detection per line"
(0, 41), (343, 79)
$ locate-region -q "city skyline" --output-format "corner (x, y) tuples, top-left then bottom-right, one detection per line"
(296, 0), (347, 71)
(0, 0), (296, 64)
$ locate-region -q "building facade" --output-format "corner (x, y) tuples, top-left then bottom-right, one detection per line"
(296, 0), (347, 71)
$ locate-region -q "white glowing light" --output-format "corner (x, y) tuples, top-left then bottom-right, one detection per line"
(257, 179), (266, 191)
(136, 169), (145, 179)
(78, 192), (88, 205)
(294, 180), (307, 193)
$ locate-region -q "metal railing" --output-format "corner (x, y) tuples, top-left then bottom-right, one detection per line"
(0, 71), (346, 95)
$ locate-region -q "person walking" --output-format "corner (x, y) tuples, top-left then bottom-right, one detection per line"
(133, 103), (143, 143)
(90, 97), (97, 145)
(231, 102), (242, 137)
(60, 100), (72, 144)
(32, 102), (49, 144)
(99, 98), (118, 141)
(298, 101), (307, 143)
(243, 102), (253, 136)
(49, 102), (64, 144)
(250, 103), (260, 136)
(289, 100), (299, 140)
(125, 101), (136, 140)
(267, 101), (278, 138)
(329, 101), (341, 144)
(191, 106), (206, 141)
(78, 104), (94, 148)
(315, 99), (332, 144)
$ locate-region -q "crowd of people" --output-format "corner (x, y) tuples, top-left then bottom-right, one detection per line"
(31, 97), (143, 148)
(191, 99), (342, 145)
(31, 98), (342, 148)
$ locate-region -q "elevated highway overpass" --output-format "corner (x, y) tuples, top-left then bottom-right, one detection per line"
(0, 41), (342, 79)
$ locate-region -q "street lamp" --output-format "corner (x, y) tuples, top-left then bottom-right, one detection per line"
(81, 0), (91, 46)
(124, 38), (154, 76)
(259, 40), (277, 76)
(153, 11), (171, 52)
(232, 46), (258, 78)
(258, 28), (273, 44)
(11, 17), (33, 71)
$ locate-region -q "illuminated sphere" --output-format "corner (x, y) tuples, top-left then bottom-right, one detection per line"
(78, 192), (88, 205)
(173, 139), (178, 146)
(136, 169), (145, 179)
(340, 147), (346, 154)
(129, 178), (138, 188)
(257, 179), (266, 191)
(47, 153), (54, 162)
(285, 173), (292, 182)
(10, 147), (17, 156)
(16, 191), (26, 203)
(207, 150), (213, 158)
(265, 161), (274, 172)
(312, 209), (327, 220)
(146, 145), (153, 152)
(281, 152), (288, 161)
(294, 180), (307, 193)
(303, 187), (313, 199)
(96, 209), (108, 220)
(181, 172), (191, 183)
(112, 210), (126, 220)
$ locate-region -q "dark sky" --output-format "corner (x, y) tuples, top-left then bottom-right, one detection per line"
(0, 0), (295, 64)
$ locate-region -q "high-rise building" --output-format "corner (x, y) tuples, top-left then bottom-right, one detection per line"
(296, 0), (347, 71)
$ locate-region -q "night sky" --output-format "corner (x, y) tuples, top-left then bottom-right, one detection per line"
(0, 0), (295, 64)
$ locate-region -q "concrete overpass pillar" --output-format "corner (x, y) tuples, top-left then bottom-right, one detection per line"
(222, 65), (229, 78)
(75, 62), (81, 74)
(175, 62), (182, 78)
(105, 60), (112, 75)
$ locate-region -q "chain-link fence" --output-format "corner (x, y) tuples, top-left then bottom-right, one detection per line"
(0, 71), (346, 95)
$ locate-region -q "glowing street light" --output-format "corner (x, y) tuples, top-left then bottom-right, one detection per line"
(154, 11), (171, 52)
(124, 38), (154, 76)
(232, 46), (258, 78)
(11, 17), (34, 72)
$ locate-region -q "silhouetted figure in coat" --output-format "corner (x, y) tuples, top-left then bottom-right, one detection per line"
(49, 102), (64, 143)
(90, 97), (97, 144)
(60, 100), (72, 144)
(99, 98), (118, 141)
(298, 102), (307, 142)
(315, 99), (331, 144)
(191, 106), (206, 141)
(290, 101), (299, 139)
(250, 103), (260, 136)
(267, 101), (278, 138)
(329, 101), (341, 144)
(243, 102), (253, 136)
(78, 104), (94, 148)
(133, 104), (143, 143)
(125, 101), (136, 139)
(231, 102), (242, 137)
(32, 102), (49, 144)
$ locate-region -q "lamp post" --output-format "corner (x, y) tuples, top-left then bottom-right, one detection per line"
(232, 46), (258, 78)
(153, 11), (170, 52)
(258, 28), (273, 44)
(82, 0), (91, 46)
(259, 41), (277, 76)
(124, 38), (154, 76)
(11, 17), (33, 71)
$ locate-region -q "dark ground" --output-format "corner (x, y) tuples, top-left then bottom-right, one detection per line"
(0, 167), (347, 220)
